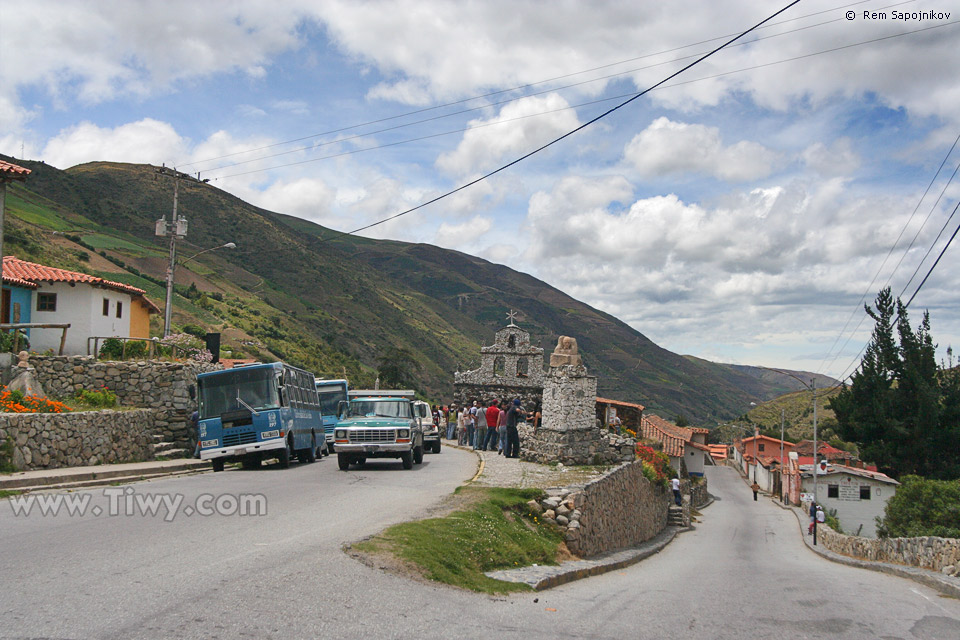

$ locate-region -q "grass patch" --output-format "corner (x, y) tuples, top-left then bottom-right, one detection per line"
(352, 486), (562, 593)
(0, 489), (23, 497)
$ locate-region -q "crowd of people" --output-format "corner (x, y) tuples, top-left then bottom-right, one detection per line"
(433, 398), (540, 458)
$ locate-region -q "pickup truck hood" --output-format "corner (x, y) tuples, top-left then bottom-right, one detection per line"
(336, 417), (408, 429)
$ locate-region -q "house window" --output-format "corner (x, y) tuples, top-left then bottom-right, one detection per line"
(828, 484), (839, 498)
(37, 292), (57, 312)
(103, 298), (110, 316)
(758, 443), (765, 452)
(860, 485), (871, 500)
(116, 301), (123, 318)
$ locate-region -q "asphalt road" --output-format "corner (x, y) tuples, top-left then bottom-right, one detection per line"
(3, 451), (959, 639)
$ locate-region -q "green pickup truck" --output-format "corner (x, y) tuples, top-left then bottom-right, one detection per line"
(333, 390), (424, 470)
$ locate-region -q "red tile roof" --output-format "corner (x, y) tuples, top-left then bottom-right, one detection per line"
(3, 256), (160, 312)
(596, 397), (646, 411)
(2, 272), (38, 289)
(0, 160), (31, 180)
(640, 415), (686, 457)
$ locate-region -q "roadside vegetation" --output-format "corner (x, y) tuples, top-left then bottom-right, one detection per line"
(351, 486), (564, 593)
(877, 476), (960, 539)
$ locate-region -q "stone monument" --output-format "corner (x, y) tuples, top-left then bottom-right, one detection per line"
(521, 335), (606, 465)
(453, 311), (544, 407)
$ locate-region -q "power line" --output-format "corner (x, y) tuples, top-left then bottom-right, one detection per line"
(319, 0), (804, 241)
(210, 18), (958, 182)
(181, 0), (909, 172)
(198, 13), (851, 176)
(817, 132), (960, 376)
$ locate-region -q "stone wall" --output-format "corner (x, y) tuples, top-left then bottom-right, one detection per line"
(535, 460), (670, 558)
(0, 409), (156, 469)
(27, 355), (220, 448)
(818, 526), (960, 577)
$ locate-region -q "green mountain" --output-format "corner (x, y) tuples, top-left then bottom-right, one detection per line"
(3, 156), (835, 424)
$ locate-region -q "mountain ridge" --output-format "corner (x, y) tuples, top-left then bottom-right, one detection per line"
(2, 155), (835, 424)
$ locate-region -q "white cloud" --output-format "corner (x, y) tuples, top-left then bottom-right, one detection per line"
(802, 139), (860, 177)
(41, 119), (188, 167)
(624, 117), (779, 182)
(436, 94), (581, 177)
(434, 216), (493, 248)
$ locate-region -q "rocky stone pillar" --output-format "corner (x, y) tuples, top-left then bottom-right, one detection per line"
(521, 336), (605, 465)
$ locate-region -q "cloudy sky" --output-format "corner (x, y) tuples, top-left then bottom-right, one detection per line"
(3, 0), (960, 380)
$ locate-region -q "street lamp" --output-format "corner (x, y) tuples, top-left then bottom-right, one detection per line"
(162, 241), (236, 337)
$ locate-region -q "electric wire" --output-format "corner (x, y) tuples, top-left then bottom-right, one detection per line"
(816, 132), (960, 376)
(179, 0), (913, 172)
(319, 0), (804, 240)
(210, 19), (958, 181)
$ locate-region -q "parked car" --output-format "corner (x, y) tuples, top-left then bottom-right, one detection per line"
(413, 400), (441, 453)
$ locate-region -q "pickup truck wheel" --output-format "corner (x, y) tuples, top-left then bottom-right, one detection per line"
(401, 450), (413, 469)
(413, 445), (423, 465)
(432, 441), (442, 454)
(211, 458), (225, 472)
(337, 453), (350, 471)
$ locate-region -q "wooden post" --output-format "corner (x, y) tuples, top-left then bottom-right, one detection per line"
(58, 327), (68, 355)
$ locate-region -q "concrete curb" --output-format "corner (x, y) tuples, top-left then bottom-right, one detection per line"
(0, 459), (211, 491)
(773, 497), (960, 599)
(486, 525), (687, 591)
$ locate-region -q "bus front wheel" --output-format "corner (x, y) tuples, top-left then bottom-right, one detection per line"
(211, 458), (225, 472)
(278, 440), (292, 469)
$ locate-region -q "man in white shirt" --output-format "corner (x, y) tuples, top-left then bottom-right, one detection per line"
(671, 477), (682, 506)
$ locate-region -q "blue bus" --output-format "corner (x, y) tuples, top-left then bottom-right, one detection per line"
(316, 378), (349, 451)
(197, 362), (325, 472)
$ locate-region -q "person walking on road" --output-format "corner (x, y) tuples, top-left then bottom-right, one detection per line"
(751, 481), (760, 501)
(497, 401), (508, 454)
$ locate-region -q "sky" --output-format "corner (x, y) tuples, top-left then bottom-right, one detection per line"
(2, 0), (960, 381)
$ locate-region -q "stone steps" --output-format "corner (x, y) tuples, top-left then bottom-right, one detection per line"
(155, 448), (189, 460)
(667, 506), (684, 527)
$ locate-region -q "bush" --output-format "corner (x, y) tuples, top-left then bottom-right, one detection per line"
(635, 445), (673, 487)
(877, 475), (960, 538)
(98, 337), (124, 360)
(181, 324), (206, 338)
(74, 386), (117, 408)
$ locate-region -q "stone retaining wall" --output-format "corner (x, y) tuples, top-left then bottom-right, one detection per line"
(535, 460), (669, 558)
(518, 422), (636, 465)
(818, 526), (960, 577)
(27, 356), (220, 449)
(0, 409), (155, 469)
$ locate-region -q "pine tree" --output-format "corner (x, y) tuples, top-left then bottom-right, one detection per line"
(830, 289), (960, 479)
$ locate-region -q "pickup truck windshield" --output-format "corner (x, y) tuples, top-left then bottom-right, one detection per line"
(347, 400), (412, 419)
(198, 368), (280, 419)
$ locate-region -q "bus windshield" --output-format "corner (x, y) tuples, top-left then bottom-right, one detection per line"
(317, 384), (348, 415)
(199, 368), (281, 419)
(347, 400), (412, 419)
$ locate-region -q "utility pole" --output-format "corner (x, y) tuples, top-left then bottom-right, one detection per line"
(812, 378), (819, 546)
(156, 166), (188, 338)
(780, 408), (785, 501)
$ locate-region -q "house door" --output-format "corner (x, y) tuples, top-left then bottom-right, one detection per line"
(1, 289), (10, 324)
